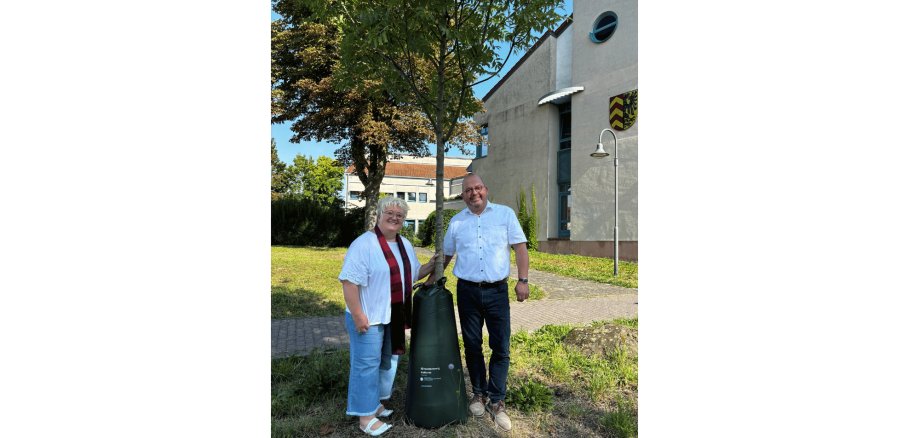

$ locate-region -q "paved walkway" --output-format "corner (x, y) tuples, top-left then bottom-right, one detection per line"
(271, 248), (638, 358)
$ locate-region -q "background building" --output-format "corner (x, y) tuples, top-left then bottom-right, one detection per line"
(471, 0), (638, 260)
(344, 156), (471, 232)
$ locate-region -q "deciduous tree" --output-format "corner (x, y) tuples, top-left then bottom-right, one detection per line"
(308, 0), (563, 276)
(284, 154), (344, 206)
(273, 0), (440, 228)
(271, 138), (290, 200)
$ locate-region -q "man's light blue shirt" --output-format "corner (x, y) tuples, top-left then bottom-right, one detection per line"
(444, 201), (526, 283)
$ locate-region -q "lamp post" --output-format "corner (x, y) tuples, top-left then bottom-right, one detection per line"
(591, 128), (619, 276)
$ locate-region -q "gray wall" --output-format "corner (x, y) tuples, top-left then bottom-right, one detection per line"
(570, 0), (638, 242)
(472, 36), (557, 240)
(473, 0), (638, 258)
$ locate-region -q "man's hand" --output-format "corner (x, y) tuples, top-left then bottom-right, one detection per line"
(514, 281), (530, 302)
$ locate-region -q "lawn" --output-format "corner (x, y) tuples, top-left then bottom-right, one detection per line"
(523, 250), (638, 289)
(272, 246), (545, 319)
(271, 319), (638, 438)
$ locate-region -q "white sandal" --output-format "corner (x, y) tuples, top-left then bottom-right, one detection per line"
(360, 417), (392, 436)
(376, 406), (394, 418)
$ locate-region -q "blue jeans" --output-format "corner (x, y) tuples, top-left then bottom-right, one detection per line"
(344, 311), (400, 416)
(456, 280), (511, 404)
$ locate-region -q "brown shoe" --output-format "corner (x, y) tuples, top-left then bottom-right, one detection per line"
(468, 394), (487, 417)
(490, 400), (512, 431)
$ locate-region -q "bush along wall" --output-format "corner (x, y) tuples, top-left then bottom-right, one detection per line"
(271, 196), (367, 246)
(517, 185), (539, 250)
(418, 208), (461, 247)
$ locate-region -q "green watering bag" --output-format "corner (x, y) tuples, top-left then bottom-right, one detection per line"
(405, 277), (469, 428)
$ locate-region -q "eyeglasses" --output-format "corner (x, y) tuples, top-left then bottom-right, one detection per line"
(463, 185), (486, 195)
(383, 210), (405, 220)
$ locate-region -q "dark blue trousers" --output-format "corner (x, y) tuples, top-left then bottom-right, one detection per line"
(456, 279), (511, 403)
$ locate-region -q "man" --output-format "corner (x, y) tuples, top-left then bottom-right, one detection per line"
(428, 173), (529, 432)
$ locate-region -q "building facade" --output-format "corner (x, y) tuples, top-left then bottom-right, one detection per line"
(344, 156), (472, 232)
(471, 0), (638, 260)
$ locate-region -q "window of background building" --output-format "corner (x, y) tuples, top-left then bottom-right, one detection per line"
(558, 102), (572, 237)
(559, 183), (571, 237)
(476, 125), (489, 158)
(403, 219), (416, 231)
(590, 11), (618, 43)
(419, 192), (428, 202)
(349, 191), (361, 200)
(559, 103), (571, 150)
(397, 192), (406, 200)
(408, 192), (417, 202)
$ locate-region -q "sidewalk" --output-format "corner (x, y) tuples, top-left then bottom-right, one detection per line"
(271, 249), (638, 358)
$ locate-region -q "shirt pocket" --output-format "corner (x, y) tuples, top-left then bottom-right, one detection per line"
(458, 221), (480, 250)
(483, 225), (507, 248)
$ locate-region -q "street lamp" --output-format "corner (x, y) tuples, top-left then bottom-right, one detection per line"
(591, 128), (619, 276)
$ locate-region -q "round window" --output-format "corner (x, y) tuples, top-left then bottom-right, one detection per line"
(590, 11), (618, 43)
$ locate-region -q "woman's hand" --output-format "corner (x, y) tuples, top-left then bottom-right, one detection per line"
(418, 253), (440, 278)
(353, 311), (370, 334)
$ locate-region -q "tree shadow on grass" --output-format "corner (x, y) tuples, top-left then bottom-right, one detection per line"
(272, 245), (344, 252)
(272, 286), (345, 318)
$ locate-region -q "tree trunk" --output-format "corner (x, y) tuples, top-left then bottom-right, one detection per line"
(351, 139), (388, 232)
(433, 130), (446, 279)
(363, 184), (381, 231)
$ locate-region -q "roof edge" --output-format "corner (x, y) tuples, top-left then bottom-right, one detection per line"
(482, 15), (573, 103)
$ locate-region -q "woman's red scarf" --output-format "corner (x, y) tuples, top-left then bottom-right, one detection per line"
(374, 225), (412, 354)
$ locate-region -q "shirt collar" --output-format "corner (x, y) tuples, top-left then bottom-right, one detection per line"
(463, 201), (492, 216)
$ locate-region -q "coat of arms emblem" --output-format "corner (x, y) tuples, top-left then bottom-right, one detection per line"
(609, 89), (638, 131)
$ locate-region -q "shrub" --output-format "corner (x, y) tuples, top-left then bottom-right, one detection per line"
(418, 208), (461, 246)
(339, 206), (368, 245)
(399, 224), (420, 246)
(600, 405), (638, 438)
(270, 197), (366, 246)
(506, 379), (554, 413)
(516, 185), (539, 250)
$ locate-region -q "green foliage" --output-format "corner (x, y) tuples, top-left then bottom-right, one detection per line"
(270, 197), (364, 246)
(418, 208), (461, 247)
(601, 404), (639, 438)
(308, 0), (563, 276)
(283, 155), (344, 206)
(272, 2), (435, 229)
(399, 223), (420, 246)
(271, 138), (291, 200)
(530, 184), (539, 249)
(505, 379), (554, 413)
(516, 185), (540, 250)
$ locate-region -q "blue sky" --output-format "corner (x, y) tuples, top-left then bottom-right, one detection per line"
(271, 1), (572, 164)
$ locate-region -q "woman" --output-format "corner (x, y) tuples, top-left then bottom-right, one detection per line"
(338, 196), (436, 436)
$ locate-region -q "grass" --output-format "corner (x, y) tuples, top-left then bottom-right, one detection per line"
(272, 246), (545, 319)
(522, 250), (639, 289)
(271, 246), (349, 318)
(271, 318), (638, 437)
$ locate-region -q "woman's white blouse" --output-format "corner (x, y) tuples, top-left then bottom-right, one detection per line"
(338, 231), (421, 325)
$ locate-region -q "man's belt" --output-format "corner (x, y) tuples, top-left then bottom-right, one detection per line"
(458, 278), (508, 288)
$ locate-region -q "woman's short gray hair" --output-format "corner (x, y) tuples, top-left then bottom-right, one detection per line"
(376, 196), (409, 219)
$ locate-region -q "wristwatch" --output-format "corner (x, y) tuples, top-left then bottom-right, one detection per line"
(517, 278), (528, 284)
